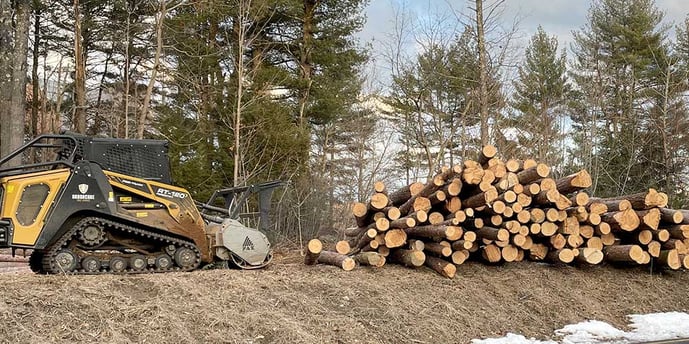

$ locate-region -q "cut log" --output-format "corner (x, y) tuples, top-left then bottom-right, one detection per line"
(382, 229), (407, 248)
(478, 144), (498, 166)
(428, 212), (445, 225)
(352, 202), (369, 228)
(603, 245), (645, 264)
(601, 233), (616, 246)
(586, 237), (603, 250)
(451, 250), (470, 265)
(304, 239), (323, 265)
(502, 245), (519, 262)
(587, 202), (609, 215)
(659, 208), (684, 224)
(601, 209), (640, 232)
(445, 197), (462, 213)
(603, 188), (668, 209)
(443, 178), (463, 197)
(390, 217), (416, 229)
(653, 229), (670, 242)
(425, 241), (452, 257)
(647, 241), (661, 258)
(475, 226), (510, 241)
(637, 230), (653, 245)
(408, 239), (425, 251)
(462, 160), (485, 185)
(636, 208), (660, 230)
(530, 208), (546, 223)
(388, 182), (425, 206)
(555, 170), (592, 194)
(389, 249), (426, 267)
(505, 159), (521, 172)
(481, 244), (502, 263)
(575, 247), (603, 264)
(570, 192), (590, 207)
(667, 225), (689, 239)
(528, 243), (549, 260)
(354, 252), (385, 267)
(409, 210), (428, 224)
(540, 222), (559, 237)
(335, 240), (351, 255)
(373, 181), (387, 194)
(517, 163), (550, 185)
(658, 249), (681, 270)
(580, 225), (594, 239)
(404, 224), (462, 241)
(452, 240), (475, 251)
(317, 251), (356, 271)
(549, 233), (566, 250)
(587, 198), (631, 212)
(429, 190), (447, 206)
(546, 248), (575, 263)
(424, 255), (456, 278)
(498, 190), (517, 204)
(351, 228), (378, 251)
(462, 186), (499, 209)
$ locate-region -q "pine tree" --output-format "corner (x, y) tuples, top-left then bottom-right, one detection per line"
(510, 26), (569, 170)
(570, 0), (668, 196)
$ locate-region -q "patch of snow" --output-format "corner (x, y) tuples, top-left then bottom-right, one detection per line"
(472, 312), (689, 344)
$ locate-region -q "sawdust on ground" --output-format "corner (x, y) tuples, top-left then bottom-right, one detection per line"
(0, 250), (687, 344)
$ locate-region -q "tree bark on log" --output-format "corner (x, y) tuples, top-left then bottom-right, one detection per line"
(659, 208), (684, 224)
(602, 188), (668, 209)
(604, 245), (644, 264)
(389, 249), (425, 267)
(388, 182), (424, 206)
(304, 239), (323, 265)
(516, 163), (550, 185)
(555, 170), (592, 194)
(354, 252), (385, 267)
(601, 209), (640, 232)
(317, 250), (356, 271)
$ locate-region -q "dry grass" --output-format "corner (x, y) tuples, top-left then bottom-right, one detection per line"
(1, 251), (688, 344)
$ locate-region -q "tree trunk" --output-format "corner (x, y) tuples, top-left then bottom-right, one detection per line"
(73, 0), (86, 133)
(304, 239), (322, 265)
(0, 0), (12, 157)
(3, 0), (29, 164)
(475, 0), (489, 145)
(424, 255), (456, 278)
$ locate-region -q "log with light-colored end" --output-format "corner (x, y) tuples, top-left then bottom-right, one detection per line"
(653, 229), (670, 242)
(408, 239), (425, 251)
(424, 255), (456, 278)
(384, 229), (407, 248)
(501, 245), (519, 262)
(304, 239), (323, 265)
(443, 178), (463, 197)
(388, 182), (424, 206)
(389, 248), (426, 267)
(475, 226), (509, 241)
(570, 191), (590, 207)
(451, 250), (470, 265)
(478, 144), (498, 166)
(517, 163), (550, 185)
(659, 208), (684, 224)
(567, 234), (584, 248)
(647, 241), (661, 258)
(637, 208), (660, 230)
(335, 240), (351, 255)
(429, 190), (447, 206)
(575, 247), (603, 264)
(658, 249), (681, 270)
(428, 212), (445, 225)
(555, 170), (592, 194)
(390, 217), (416, 230)
(546, 248), (575, 263)
(354, 251), (385, 267)
(528, 243), (548, 260)
(540, 222), (558, 237)
(373, 181), (387, 194)
(586, 236), (603, 250)
(462, 160), (485, 185)
(580, 225), (594, 239)
(603, 245), (645, 264)
(549, 233), (566, 250)
(601, 209), (640, 232)
(425, 241), (452, 257)
(317, 250), (356, 271)
(463, 186), (498, 209)
(637, 230), (653, 245)
(481, 244), (502, 263)
(667, 225), (689, 239)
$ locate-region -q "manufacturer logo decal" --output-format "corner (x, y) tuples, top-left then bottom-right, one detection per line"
(72, 183), (95, 201)
(242, 236), (255, 251)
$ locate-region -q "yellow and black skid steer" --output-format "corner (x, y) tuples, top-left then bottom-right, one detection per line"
(0, 133), (281, 274)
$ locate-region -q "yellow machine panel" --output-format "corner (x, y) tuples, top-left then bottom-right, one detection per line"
(0, 169), (70, 246)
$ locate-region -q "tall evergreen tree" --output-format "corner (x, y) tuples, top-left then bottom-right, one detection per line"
(570, 0), (668, 196)
(510, 26), (569, 170)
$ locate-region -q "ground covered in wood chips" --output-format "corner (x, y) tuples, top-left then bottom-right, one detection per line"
(1, 251), (688, 344)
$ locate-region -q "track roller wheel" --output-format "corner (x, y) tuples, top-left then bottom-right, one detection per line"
(174, 247), (197, 269)
(54, 250), (79, 272)
(155, 254), (173, 270)
(130, 255), (147, 271)
(109, 256), (127, 273)
(81, 256), (101, 273)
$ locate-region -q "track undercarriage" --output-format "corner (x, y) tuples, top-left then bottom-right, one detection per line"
(30, 217), (201, 275)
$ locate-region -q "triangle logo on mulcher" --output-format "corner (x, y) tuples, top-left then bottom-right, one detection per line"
(242, 236), (255, 251)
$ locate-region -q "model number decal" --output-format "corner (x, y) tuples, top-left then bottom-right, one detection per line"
(155, 188), (187, 199)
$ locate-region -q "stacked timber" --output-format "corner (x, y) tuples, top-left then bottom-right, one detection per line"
(305, 145), (689, 277)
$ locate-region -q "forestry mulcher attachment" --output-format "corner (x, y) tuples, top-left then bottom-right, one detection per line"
(0, 133), (282, 274)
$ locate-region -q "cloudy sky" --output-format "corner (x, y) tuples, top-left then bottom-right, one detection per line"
(357, 0), (688, 87)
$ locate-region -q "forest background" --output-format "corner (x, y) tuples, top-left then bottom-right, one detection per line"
(0, 0), (688, 244)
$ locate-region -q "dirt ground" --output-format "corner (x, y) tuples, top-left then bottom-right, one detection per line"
(0, 250), (688, 344)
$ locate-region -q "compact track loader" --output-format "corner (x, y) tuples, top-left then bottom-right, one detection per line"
(0, 133), (281, 274)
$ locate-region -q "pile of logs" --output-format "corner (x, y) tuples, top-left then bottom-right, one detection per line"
(304, 145), (689, 278)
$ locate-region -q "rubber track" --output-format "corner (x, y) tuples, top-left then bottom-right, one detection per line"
(42, 216), (201, 274)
